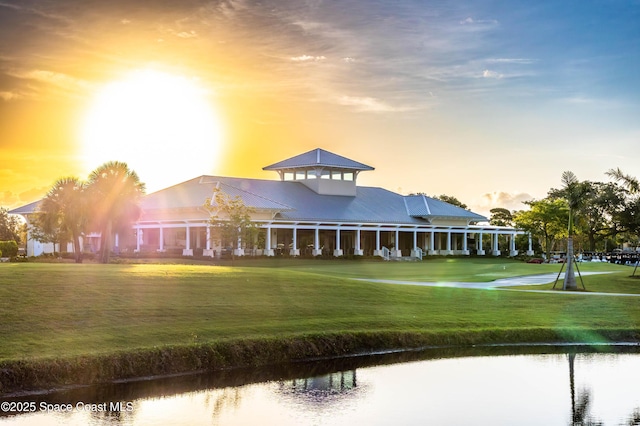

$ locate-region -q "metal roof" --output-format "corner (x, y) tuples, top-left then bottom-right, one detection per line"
(404, 195), (431, 216)
(7, 200), (41, 215)
(418, 195), (486, 221)
(140, 176), (488, 225)
(9, 176), (488, 226)
(263, 148), (374, 171)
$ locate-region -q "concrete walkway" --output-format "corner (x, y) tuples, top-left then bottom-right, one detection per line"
(356, 272), (640, 297)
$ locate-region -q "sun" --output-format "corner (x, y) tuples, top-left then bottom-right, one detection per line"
(81, 68), (223, 192)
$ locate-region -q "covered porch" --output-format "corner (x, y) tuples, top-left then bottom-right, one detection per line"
(132, 220), (533, 259)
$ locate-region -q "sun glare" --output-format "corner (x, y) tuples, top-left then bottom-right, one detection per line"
(81, 69), (222, 192)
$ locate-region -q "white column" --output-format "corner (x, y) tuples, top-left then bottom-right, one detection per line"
(158, 226), (164, 252)
(265, 226), (274, 256)
(392, 229), (401, 258)
(290, 227), (300, 256)
(313, 227), (321, 256)
(509, 234), (518, 257)
(204, 225), (214, 257)
(428, 232), (436, 255)
(374, 229), (382, 257)
(234, 231), (244, 257)
(334, 228), (343, 257)
(477, 232), (485, 255)
(354, 228), (363, 256)
(526, 233), (535, 256)
(135, 228), (142, 253)
(411, 230), (421, 258)
(492, 233), (501, 256)
(462, 231), (469, 255)
(183, 225), (193, 256)
(444, 231), (452, 255)
(114, 233), (119, 251)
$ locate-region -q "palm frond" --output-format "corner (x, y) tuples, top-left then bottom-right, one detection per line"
(607, 167), (640, 193)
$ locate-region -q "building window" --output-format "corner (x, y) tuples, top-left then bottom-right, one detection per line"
(321, 170), (331, 179)
(343, 172), (354, 181)
(307, 170), (317, 179)
(284, 172), (294, 181)
(332, 171), (342, 180)
(295, 171), (306, 180)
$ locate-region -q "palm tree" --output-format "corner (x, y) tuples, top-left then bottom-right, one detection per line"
(560, 171), (587, 290)
(567, 353), (602, 426)
(87, 161), (145, 263)
(38, 177), (87, 263)
(607, 168), (640, 194)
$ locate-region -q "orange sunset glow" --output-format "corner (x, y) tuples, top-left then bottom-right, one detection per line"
(2, 1), (640, 214)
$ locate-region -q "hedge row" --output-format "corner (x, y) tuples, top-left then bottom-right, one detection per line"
(0, 241), (17, 257)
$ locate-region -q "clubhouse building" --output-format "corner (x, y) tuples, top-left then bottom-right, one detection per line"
(10, 148), (533, 258)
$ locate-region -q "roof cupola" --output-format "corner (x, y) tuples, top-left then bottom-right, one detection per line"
(263, 148), (374, 196)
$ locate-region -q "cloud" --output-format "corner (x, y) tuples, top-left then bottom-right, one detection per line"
(18, 187), (47, 204)
(459, 17), (499, 26)
(176, 30), (197, 39)
(486, 58), (535, 64)
(24, 70), (85, 87)
(482, 69), (503, 79)
(0, 91), (21, 101)
(6, 69), (91, 97)
(0, 186), (47, 210)
(337, 95), (411, 113)
(0, 191), (18, 208)
(476, 191), (534, 213)
(560, 96), (594, 105)
(215, 0), (249, 19)
(291, 55), (326, 62)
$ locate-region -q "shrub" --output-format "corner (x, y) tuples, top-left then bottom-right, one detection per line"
(0, 241), (18, 258)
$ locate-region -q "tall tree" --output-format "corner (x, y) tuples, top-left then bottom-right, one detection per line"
(87, 162), (145, 263)
(607, 167), (640, 194)
(0, 207), (22, 243)
(557, 171), (589, 290)
(607, 168), (640, 275)
(489, 208), (513, 227)
(578, 182), (625, 251)
(434, 194), (468, 210)
(513, 198), (568, 260)
(36, 177), (87, 263)
(204, 187), (259, 261)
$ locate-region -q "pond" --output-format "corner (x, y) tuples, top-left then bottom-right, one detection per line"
(2, 345), (640, 425)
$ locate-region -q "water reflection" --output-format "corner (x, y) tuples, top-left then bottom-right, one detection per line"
(276, 370), (363, 409)
(2, 345), (640, 425)
(568, 353), (601, 426)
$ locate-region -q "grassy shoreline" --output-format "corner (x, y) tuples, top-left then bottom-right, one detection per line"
(3, 328), (640, 396)
(2, 259), (639, 395)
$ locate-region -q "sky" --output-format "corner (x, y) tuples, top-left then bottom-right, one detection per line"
(1, 0), (640, 216)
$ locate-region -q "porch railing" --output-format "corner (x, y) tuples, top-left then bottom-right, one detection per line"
(381, 246), (390, 261)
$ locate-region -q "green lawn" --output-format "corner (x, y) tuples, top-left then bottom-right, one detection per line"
(1, 258), (639, 364)
(255, 257), (624, 281)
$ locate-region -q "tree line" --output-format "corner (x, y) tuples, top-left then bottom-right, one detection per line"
(489, 168), (640, 259)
